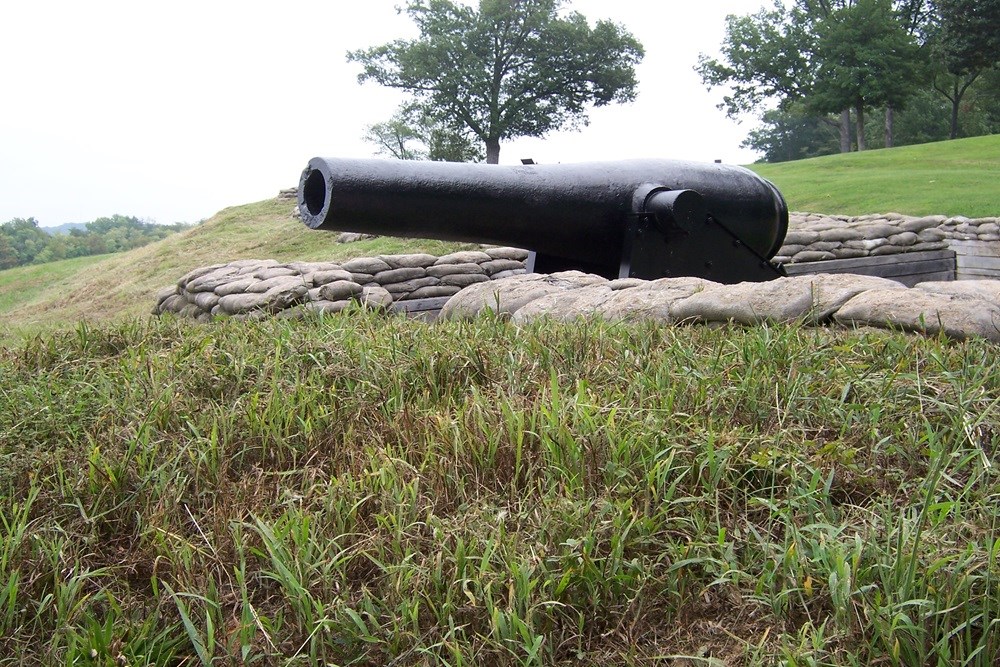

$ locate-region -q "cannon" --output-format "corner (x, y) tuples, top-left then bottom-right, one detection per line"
(297, 157), (788, 283)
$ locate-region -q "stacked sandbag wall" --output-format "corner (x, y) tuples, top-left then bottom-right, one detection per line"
(775, 212), (998, 264)
(154, 248), (528, 321)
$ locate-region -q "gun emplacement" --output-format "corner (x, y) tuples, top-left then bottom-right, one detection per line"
(298, 157), (788, 283)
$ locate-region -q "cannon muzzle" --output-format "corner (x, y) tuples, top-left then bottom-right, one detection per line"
(298, 157), (788, 283)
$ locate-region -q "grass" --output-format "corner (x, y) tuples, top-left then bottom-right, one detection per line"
(1, 311), (998, 664)
(0, 254), (111, 315)
(1, 133), (998, 666)
(0, 198), (473, 341)
(748, 134), (1000, 217)
(2, 134), (998, 340)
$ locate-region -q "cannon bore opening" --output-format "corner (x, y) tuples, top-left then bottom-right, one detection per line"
(303, 168), (327, 217)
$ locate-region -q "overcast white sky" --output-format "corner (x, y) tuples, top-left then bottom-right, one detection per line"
(0, 0), (769, 227)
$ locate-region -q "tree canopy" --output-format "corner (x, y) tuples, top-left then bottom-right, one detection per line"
(931, 0), (1000, 138)
(697, 0), (1000, 160)
(695, 4), (815, 120)
(0, 215), (190, 270)
(934, 0), (1000, 76)
(363, 104), (485, 163)
(698, 0), (926, 153)
(808, 0), (923, 150)
(348, 0), (644, 163)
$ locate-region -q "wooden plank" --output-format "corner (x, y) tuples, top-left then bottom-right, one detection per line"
(958, 269), (1000, 279)
(909, 270), (958, 284)
(949, 240), (1000, 258)
(784, 253), (956, 280)
(956, 255), (1000, 271)
(892, 257), (959, 274)
(951, 239), (1000, 279)
(783, 249), (954, 274)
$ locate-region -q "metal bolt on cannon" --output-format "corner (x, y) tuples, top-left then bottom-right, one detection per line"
(297, 157), (788, 284)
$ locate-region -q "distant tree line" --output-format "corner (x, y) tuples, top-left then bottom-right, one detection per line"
(697, 0), (1000, 162)
(0, 215), (190, 270)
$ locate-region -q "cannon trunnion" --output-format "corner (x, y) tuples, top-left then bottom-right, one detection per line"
(298, 157), (788, 284)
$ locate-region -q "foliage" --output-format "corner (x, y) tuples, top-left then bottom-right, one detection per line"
(696, 3), (815, 120)
(1, 313), (999, 664)
(864, 88), (951, 147)
(743, 105), (842, 162)
(929, 0), (1000, 138)
(807, 0), (924, 148)
(348, 0), (644, 163)
(365, 111), (427, 161)
(745, 92), (966, 162)
(0, 215), (189, 270)
(364, 103), (485, 162)
(698, 0), (1000, 159)
(0, 218), (50, 269)
(970, 69), (1000, 133)
(934, 0), (1000, 76)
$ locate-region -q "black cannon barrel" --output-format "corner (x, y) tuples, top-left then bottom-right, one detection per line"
(298, 157), (788, 282)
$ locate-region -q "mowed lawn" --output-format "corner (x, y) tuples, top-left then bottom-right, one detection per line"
(749, 134), (1000, 217)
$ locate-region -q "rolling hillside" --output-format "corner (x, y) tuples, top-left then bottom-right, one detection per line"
(0, 198), (472, 339)
(750, 134), (1000, 216)
(1, 135), (997, 338)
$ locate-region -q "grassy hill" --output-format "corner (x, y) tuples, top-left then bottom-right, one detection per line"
(1, 134), (998, 339)
(749, 134), (1000, 217)
(0, 198), (471, 340)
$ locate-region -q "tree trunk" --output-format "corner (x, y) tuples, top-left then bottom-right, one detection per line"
(950, 95), (960, 139)
(885, 107), (894, 148)
(855, 104), (866, 151)
(485, 138), (501, 164)
(933, 72), (980, 140)
(839, 110), (851, 153)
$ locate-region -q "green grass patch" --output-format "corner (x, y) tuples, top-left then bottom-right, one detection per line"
(749, 134), (1000, 217)
(0, 254), (111, 313)
(1, 313), (998, 664)
(0, 198), (474, 341)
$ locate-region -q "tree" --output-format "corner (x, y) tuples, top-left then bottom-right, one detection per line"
(0, 234), (17, 270)
(935, 0), (1000, 72)
(931, 0), (1000, 138)
(882, 0), (934, 147)
(0, 218), (48, 266)
(365, 113), (427, 161)
(863, 87), (951, 146)
(699, 0), (926, 154)
(807, 0), (923, 150)
(968, 68), (1000, 134)
(364, 104), (484, 162)
(348, 0), (644, 164)
(697, 2), (857, 152)
(742, 105), (842, 162)
(696, 4), (815, 120)
(0, 214), (189, 270)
